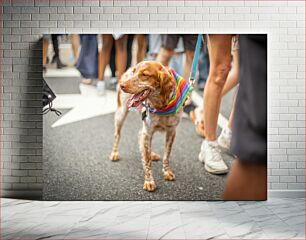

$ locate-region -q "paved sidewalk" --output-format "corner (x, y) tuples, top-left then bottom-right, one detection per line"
(3, 198), (304, 239)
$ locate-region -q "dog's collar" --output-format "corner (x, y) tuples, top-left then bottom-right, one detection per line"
(143, 67), (193, 116)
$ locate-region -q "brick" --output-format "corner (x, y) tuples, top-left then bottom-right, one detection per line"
(130, 14), (149, 21)
(104, 7), (121, 14)
(150, 14), (167, 21)
(91, 21), (107, 28)
(35, 0), (49, 6)
(46, 13), (62, 20)
(39, 21), (57, 27)
(58, 21), (73, 28)
(90, 6), (104, 13)
(280, 162), (296, 169)
(65, 0), (82, 6)
(131, 0), (147, 6)
(184, 14), (202, 21)
(113, 14), (129, 21)
(289, 169), (305, 176)
(272, 169), (289, 176)
(21, 21), (39, 28)
(31, 13), (49, 20)
(4, 20), (20, 28)
(218, 1), (244, 6)
(288, 183), (305, 189)
(57, 6), (73, 14)
(86, 14), (99, 20)
(272, 183), (288, 190)
(12, 14), (31, 20)
(20, 177), (36, 183)
(268, 176), (279, 183)
(148, 0), (167, 6)
(12, 170), (28, 177)
(280, 176), (296, 183)
(65, 14), (83, 21)
(177, 7), (195, 14)
(12, 183), (29, 190)
(297, 176), (305, 183)
(139, 7), (157, 14)
(83, 0), (99, 6)
(74, 21), (90, 28)
(157, 7), (176, 14)
(39, 6), (57, 14)
(121, 7), (138, 14)
(21, 6), (39, 13)
(3, 6), (22, 13)
(74, 7), (90, 14)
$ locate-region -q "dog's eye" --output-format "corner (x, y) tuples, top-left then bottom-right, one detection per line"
(142, 71), (150, 77)
(132, 67), (136, 73)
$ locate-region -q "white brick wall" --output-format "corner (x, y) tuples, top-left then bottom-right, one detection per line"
(1, 0), (305, 198)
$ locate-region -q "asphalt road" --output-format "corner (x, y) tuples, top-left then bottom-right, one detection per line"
(43, 71), (235, 201)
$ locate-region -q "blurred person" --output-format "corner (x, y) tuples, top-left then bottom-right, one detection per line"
(156, 34), (198, 80)
(70, 34), (80, 65)
(76, 34), (98, 84)
(109, 35), (134, 88)
(197, 43), (210, 91)
(193, 36), (239, 142)
(98, 34), (128, 95)
(224, 34), (267, 200)
(135, 34), (148, 63)
(51, 34), (67, 69)
(198, 34), (236, 175)
(148, 34), (184, 76)
(43, 35), (49, 71)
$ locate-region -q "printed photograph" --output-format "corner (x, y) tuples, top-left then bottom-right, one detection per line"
(43, 34), (267, 200)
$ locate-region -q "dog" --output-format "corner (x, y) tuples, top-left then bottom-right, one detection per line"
(109, 61), (192, 192)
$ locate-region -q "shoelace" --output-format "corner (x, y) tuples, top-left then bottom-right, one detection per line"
(209, 144), (223, 162)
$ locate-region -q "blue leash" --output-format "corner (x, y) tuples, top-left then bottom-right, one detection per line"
(189, 34), (203, 85)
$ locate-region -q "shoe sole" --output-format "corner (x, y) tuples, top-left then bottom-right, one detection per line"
(204, 164), (229, 175)
(198, 152), (229, 175)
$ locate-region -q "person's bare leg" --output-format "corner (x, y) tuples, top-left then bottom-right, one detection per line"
(70, 34), (80, 64)
(221, 50), (239, 96)
(136, 34), (148, 63)
(224, 160), (267, 200)
(204, 35), (232, 141)
(114, 35), (128, 80)
(98, 34), (113, 81)
(184, 50), (194, 81)
(156, 47), (174, 66)
(43, 38), (49, 66)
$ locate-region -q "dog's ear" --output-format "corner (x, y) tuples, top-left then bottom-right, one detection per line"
(158, 69), (173, 105)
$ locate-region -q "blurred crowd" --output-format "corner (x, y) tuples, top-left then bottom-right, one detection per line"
(43, 34), (210, 93)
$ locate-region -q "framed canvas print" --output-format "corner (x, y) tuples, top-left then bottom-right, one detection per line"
(43, 34), (267, 200)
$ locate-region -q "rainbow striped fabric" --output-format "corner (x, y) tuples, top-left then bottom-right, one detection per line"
(152, 67), (193, 116)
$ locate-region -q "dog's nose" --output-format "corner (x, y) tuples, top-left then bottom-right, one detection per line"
(120, 83), (126, 91)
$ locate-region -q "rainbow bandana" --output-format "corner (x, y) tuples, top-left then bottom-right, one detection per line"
(148, 67), (193, 116)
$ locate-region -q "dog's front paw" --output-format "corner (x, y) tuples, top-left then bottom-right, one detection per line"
(143, 180), (157, 192)
(150, 152), (161, 161)
(109, 151), (120, 161)
(163, 170), (175, 181)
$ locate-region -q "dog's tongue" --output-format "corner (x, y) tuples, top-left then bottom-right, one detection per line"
(127, 92), (143, 108)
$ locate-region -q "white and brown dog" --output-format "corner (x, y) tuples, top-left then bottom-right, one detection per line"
(109, 61), (192, 192)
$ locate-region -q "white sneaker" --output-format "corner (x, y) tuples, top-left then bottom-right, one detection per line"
(198, 140), (229, 174)
(97, 81), (106, 96)
(218, 127), (232, 151)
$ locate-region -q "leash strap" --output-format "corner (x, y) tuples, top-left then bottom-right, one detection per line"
(189, 34), (203, 85)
